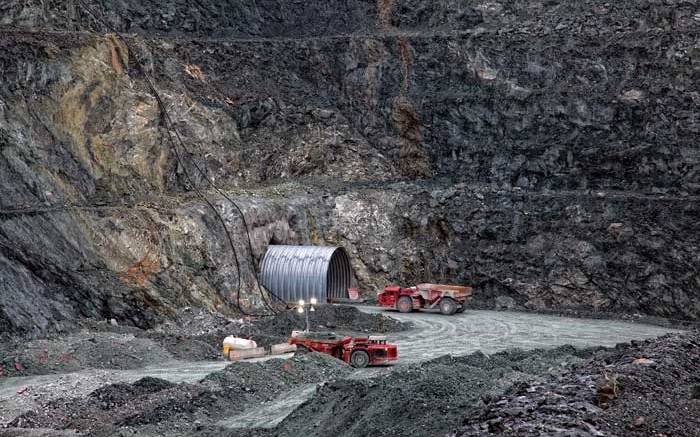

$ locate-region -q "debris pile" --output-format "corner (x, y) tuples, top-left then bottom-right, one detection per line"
(201, 352), (352, 399)
(455, 331), (700, 437)
(0, 332), (174, 377)
(253, 304), (411, 337)
(262, 346), (596, 437)
(0, 305), (408, 377)
(7, 353), (352, 435)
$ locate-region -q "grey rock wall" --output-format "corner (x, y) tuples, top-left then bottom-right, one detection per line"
(0, 0), (698, 336)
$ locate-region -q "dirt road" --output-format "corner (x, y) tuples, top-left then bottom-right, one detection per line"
(218, 307), (682, 429)
(0, 308), (682, 428)
(361, 307), (683, 362)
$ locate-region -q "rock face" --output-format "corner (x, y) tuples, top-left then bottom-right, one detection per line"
(0, 0), (699, 336)
(456, 332), (700, 437)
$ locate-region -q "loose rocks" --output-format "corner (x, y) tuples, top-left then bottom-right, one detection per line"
(253, 305), (412, 337)
(456, 331), (700, 437)
(262, 346), (596, 437)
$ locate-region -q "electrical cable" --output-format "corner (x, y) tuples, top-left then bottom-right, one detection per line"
(99, 25), (291, 310)
(75, 0), (281, 316)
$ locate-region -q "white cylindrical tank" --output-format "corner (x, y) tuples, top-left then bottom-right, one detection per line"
(222, 336), (258, 355)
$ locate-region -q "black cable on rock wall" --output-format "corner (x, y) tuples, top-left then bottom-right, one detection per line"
(75, 0), (283, 316)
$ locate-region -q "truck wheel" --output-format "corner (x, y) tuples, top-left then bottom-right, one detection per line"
(439, 298), (457, 315)
(295, 345), (310, 354)
(350, 350), (370, 368)
(397, 296), (413, 313)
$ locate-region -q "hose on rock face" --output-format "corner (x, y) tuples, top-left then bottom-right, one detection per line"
(75, 0), (284, 317)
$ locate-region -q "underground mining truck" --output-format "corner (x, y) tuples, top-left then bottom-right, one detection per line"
(377, 283), (472, 315)
(289, 331), (398, 368)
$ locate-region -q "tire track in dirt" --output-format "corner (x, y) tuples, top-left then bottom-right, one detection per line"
(0, 309), (682, 429)
(362, 307), (684, 362)
(217, 308), (682, 429)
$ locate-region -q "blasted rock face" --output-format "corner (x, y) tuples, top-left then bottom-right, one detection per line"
(1, 0), (699, 336)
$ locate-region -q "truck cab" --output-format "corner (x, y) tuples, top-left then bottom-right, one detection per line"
(345, 335), (398, 367)
(377, 286), (405, 307)
(377, 286), (417, 312)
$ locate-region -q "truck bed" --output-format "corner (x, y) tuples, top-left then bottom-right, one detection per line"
(416, 283), (473, 296)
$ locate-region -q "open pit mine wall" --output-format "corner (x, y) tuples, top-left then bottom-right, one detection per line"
(0, 0), (699, 336)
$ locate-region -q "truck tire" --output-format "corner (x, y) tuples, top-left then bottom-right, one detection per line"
(350, 350), (370, 368)
(397, 296), (413, 313)
(439, 298), (458, 315)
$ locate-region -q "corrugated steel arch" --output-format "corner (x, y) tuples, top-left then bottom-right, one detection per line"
(260, 245), (354, 302)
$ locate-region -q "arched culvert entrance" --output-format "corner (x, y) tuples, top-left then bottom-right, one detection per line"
(260, 245), (355, 303)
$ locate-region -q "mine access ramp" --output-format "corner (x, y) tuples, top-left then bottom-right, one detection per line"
(377, 283), (472, 315)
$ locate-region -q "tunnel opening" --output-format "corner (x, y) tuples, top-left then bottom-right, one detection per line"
(260, 245), (355, 302)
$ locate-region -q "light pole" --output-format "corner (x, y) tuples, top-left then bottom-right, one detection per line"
(297, 297), (317, 332)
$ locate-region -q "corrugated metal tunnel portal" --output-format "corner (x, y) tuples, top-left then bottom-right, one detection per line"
(260, 245), (355, 302)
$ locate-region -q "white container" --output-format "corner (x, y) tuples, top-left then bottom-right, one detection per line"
(222, 336), (258, 355)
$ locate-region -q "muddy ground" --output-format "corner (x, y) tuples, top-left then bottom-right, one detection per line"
(1, 305), (696, 437)
(0, 305), (411, 378)
(7, 352), (353, 436)
(4, 331), (698, 437)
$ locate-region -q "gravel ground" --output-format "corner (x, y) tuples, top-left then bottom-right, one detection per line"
(6, 353), (352, 436)
(253, 304), (411, 337)
(0, 305), (410, 377)
(239, 346), (599, 437)
(455, 331), (700, 437)
(0, 308), (691, 436)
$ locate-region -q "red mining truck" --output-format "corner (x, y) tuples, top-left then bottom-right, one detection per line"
(289, 331), (398, 368)
(377, 283), (473, 315)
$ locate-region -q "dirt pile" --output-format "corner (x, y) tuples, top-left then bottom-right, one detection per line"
(200, 351), (352, 403)
(253, 304), (411, 337)
(0, 305), (405, 377)
(8, 376), (206, 432)
(0, 306), (234, 377)
(0, 332), (174, 378)
(455, 331), (700, 437)
(7, 352), (352, 435)
(256, 346), (597, 437)
(144, 307), (244, 361)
